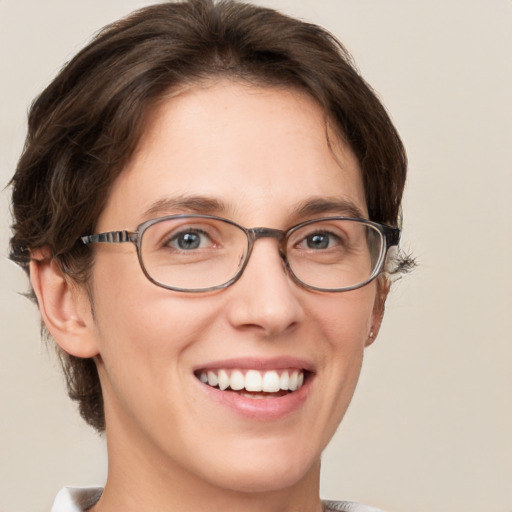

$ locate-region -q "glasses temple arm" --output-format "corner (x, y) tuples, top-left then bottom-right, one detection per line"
(81, 230), (137, 245)
(385, 227), (401, 248)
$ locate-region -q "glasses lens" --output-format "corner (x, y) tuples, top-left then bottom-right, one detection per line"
(140, 217), (248, 290)
(286, 219), (383, 290)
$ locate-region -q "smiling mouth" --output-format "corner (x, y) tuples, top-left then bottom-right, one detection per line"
(195, 369), (306, 398)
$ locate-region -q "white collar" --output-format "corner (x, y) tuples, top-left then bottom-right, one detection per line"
(51, 486), (103, 512)
(50, 487), (385, 512)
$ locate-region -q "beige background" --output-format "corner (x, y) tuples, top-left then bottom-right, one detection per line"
(1, 1), (511, 511)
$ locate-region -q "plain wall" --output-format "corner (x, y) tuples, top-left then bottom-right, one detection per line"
(1, 1), (511, 511)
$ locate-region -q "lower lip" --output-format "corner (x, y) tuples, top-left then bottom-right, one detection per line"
(196, 375), (313, 421)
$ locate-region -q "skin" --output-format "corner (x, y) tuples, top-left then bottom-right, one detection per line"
(31, 80), (388, 512)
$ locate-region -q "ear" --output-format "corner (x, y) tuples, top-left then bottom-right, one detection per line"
(29, 247), (99, 358)
(366, 277), (390, 347)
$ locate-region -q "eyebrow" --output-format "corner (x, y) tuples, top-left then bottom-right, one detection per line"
(139, 195), (232, 222)
(292, 197), (367, 220)
(139, 195), (367, 224)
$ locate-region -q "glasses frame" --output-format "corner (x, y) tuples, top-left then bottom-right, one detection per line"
(81, 214), (400, 293)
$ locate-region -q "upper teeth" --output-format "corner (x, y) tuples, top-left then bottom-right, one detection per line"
(198, 369), (305, 392)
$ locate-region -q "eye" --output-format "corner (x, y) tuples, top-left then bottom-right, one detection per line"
(299, 231), (343, 250)
(167, 229), (213, 250)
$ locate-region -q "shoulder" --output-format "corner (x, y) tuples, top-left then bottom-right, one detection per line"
(323, 500), (387, 512)
(51, 487), (103, 512)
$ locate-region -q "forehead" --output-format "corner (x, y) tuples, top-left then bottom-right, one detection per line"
(97, 80), (366, 230)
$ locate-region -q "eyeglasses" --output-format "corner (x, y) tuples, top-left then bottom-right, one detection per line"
(81, 214), (399, 293)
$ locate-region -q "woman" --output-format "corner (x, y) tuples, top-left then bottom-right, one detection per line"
(9, 1), (412, 511)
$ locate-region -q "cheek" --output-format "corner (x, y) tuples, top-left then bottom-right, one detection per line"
(312, 287), (376, 398)
(89, 252), (186, 372)
(292, 288), (376, 453)
(312, 285), (376, 347)
(89, 249), (229, 383)
(89, 274), (220, 438)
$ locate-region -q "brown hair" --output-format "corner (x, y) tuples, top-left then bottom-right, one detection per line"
(9, 0), (411, 432)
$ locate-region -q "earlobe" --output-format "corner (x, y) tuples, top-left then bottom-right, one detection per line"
(29, 247), (99, 358)
(366, 278), (390, 347)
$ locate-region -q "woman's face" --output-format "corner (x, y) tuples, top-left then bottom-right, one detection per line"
(84, 80), (383, 494)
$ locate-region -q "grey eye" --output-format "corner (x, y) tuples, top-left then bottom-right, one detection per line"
(305, 233), (330, 249)
(169, 230), (210, 250)
(300, 231), (342, 250)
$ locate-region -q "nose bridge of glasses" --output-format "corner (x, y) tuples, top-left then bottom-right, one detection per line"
(250, 227), (286, 242)
(248, 227), (287, 254)
(244, 227), (288, 266)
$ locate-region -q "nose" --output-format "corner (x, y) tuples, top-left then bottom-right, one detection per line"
(225, 238), (304, 337)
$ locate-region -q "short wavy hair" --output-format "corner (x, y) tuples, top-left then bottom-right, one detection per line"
(9, 0), (411, 432)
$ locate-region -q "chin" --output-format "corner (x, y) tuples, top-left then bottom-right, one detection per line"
(193, 439), (321, 495)
(211, 459), (319, 495)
